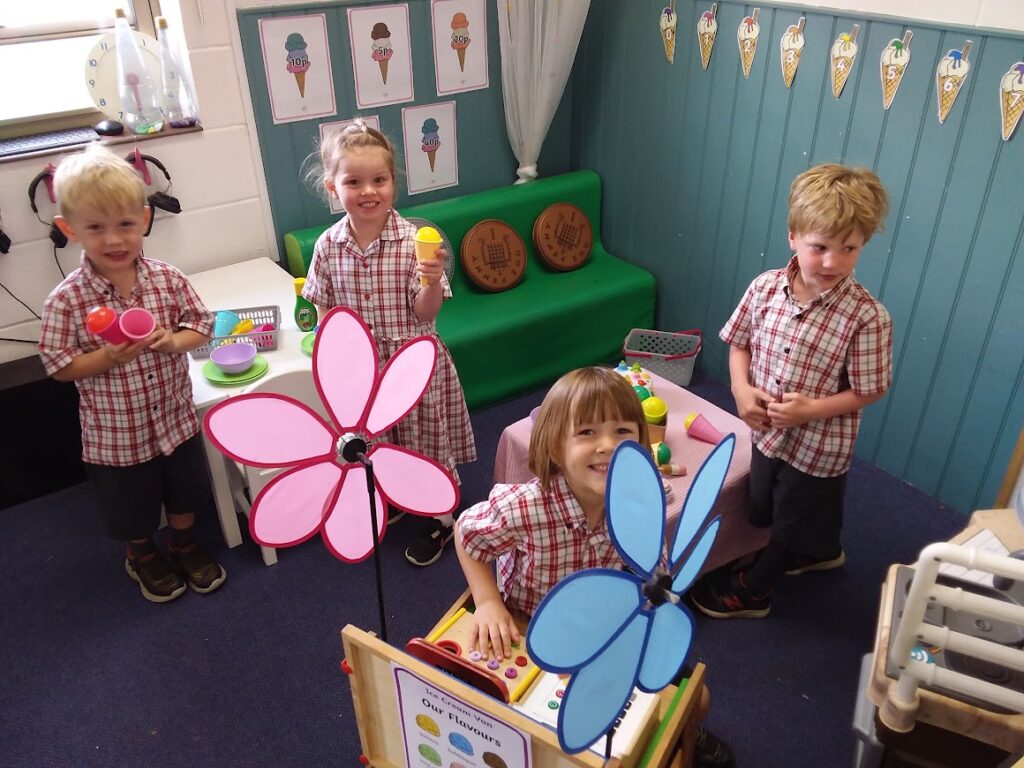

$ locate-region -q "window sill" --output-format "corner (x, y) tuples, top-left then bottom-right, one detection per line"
(0, 122), (203, 165)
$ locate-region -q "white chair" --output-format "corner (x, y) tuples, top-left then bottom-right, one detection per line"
(228, 368), (328, 566)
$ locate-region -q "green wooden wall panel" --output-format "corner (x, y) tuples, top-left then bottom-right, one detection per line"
(572, 0), (1024, 512)
(237, 0), (572, 251)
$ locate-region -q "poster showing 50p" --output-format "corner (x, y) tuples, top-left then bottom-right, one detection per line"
(402, 101), (458, 194)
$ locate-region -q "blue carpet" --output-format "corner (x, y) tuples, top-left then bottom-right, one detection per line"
(0, 370), (965, 767)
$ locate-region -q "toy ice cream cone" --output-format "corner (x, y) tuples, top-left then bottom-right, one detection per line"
(284, 33), (311, 98)
(779, 17), (804, 88)
(1000, 62), (1024, 141)
(414, 226), (442, 287)
(737, 9), (760, 79)
(830, 25), (860, 98)
(880, 31), (912, 110)
(660, 5), (678, 64)
(696, 5), (717, 71)
(935, 42), (971, 123)
(684, 411), (723, 445)
(451, 12), (470, 72)
(370, 22), (394, 85)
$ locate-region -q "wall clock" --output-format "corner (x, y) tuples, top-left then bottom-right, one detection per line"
(84, 29), (163, 123)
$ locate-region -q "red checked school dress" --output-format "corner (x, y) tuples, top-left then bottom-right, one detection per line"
(303, 210), (476, 479)
(38, 255), (214, 466)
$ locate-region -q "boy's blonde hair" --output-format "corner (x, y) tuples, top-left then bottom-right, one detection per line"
(528, 367), (650, 489)
(53, 144), (147, 219)
(788, 163), (889, 241)
(306, 119), (397, 199)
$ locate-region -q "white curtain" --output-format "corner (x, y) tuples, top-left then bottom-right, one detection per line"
(497, 0), (592, 184)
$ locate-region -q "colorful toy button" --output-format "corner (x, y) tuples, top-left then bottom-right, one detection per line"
(555, 689), (564, 698)
(547, 700), (559, 710)
(486, 659), (500, 670)
(504, 668), (517, 679)
(468, 651), (482, 662)
(514, 655), (528, 667)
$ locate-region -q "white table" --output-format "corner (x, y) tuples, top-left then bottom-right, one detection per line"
(187, 257), (312, 549)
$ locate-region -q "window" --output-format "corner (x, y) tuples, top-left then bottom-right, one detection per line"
(0, 2), (159, 139)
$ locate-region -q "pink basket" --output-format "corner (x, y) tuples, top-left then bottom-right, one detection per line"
(191, 305), (280, 358)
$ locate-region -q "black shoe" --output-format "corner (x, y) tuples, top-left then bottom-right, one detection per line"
(694, 728), (735, 768)
(404, 518), (454, 567)
(785, 549), (846, 576)
(690, 572), (771, 619)
(167, 540), (227, 594)
(125, 551), (186, 603)
(387, 505), (406, 525)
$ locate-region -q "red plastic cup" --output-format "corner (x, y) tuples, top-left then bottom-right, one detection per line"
(86, 306), (130, 344)
(119, 307), (156, 341)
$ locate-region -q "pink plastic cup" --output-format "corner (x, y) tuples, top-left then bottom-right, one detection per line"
(119, 307), (156, 341)
(86, 306), (130, 345)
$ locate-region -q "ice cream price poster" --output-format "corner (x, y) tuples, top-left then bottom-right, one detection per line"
(432, 0), (489, 95)
(258, 14), (336, 125)
(320, 116), (381, 214)
(348, 4), (415, 109)
(402, 101), (458, 194)
(393, 665), (531, 768)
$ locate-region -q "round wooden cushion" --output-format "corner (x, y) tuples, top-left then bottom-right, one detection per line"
(460, 219), (527, 292)
(532, 202), (592, 272)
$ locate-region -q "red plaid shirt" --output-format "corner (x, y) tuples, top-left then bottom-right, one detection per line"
(39, 255), (214, 467)
(458, 475), (623, 617)
(720, 256), (892, 477)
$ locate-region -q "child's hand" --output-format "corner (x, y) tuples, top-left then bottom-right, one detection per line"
(415, 249), (446, 286)
(735, 384), (774, 431)
(102, 339), (149, 365)
(767, 392), (817, 428)
(146, 327), (179, 353)
(469, 598), (521, 660)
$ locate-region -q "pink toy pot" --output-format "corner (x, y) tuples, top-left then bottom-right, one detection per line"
(119, 307), (156, 341)
(86, 306), (130, 345)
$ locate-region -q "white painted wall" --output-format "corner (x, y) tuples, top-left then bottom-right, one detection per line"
(769, 0), (1024, 32)
(0, 0), (276, 366)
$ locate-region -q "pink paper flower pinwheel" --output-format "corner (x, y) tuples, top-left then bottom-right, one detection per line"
(203, 307), (459, 562)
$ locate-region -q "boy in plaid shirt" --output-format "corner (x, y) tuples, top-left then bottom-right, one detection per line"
(39, 145), (224, 604)
(692, 163), (892, 619)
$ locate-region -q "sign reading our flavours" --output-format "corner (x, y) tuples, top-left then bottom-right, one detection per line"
(393, 666), (531, 768)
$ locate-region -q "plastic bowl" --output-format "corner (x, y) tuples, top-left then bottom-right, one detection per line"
(210, 342), (257, 375)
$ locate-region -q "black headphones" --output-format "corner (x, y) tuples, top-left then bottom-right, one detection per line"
(125, 150), (182, 236)
(0, 209), (10, 254)
(28, 163), (67, 248)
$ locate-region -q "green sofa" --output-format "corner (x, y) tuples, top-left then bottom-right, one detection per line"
(282, 170), (655, 410)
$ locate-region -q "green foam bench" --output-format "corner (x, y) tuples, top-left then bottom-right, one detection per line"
(282, 169), (655, 410)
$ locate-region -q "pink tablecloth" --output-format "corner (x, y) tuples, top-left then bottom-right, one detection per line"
(492, 372), (770, 573)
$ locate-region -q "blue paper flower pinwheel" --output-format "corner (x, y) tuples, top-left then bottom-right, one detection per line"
(526, 435), (735, 753)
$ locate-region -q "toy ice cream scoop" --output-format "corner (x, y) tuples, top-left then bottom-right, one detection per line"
(618, 361), (655, 393)
(413, 226), (442, 287)
(370, 22), (394, 84)
(880, 31), (912, 110)
(421, 117), (441, 172)
(935, 42), (972, 123)
(284, 33), (310, 98)
(696, 6), (717, 71)
(830, 26), (860, 98)
(660, 5), (678, 65)
(86, 306), (130, 345)
(779, 17), (805, 89)
(451, 12), (471, 72)
(651, 441), (672, 466)
(1000, 62), (1024, 141)
(684, 411), (724, 445)
(737, 9), (760, 79)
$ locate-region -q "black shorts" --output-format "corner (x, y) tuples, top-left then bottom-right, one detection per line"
(84, 434), (211, 541)
(748, 447), (846, 559)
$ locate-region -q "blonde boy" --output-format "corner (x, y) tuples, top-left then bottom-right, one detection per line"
(39, 145), (223, 603)
(692, 164), (892, 619)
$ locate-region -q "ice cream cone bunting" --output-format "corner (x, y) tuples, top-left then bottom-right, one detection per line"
(1000, 62), (1024, 141)
(879, 31), (911, 109)
(737, 9), (760, 80)
(829, 25), (860, 98)
(696, 5), (717, 71)
(660, 4), (678, 64)
(779, 17), (805, 88)
(935, 41), (971, 123)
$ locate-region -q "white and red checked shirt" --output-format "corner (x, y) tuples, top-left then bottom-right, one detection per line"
(39, 255), (214, 467)
(458, 475), (623, 617)
(720, 255), (892, 477)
